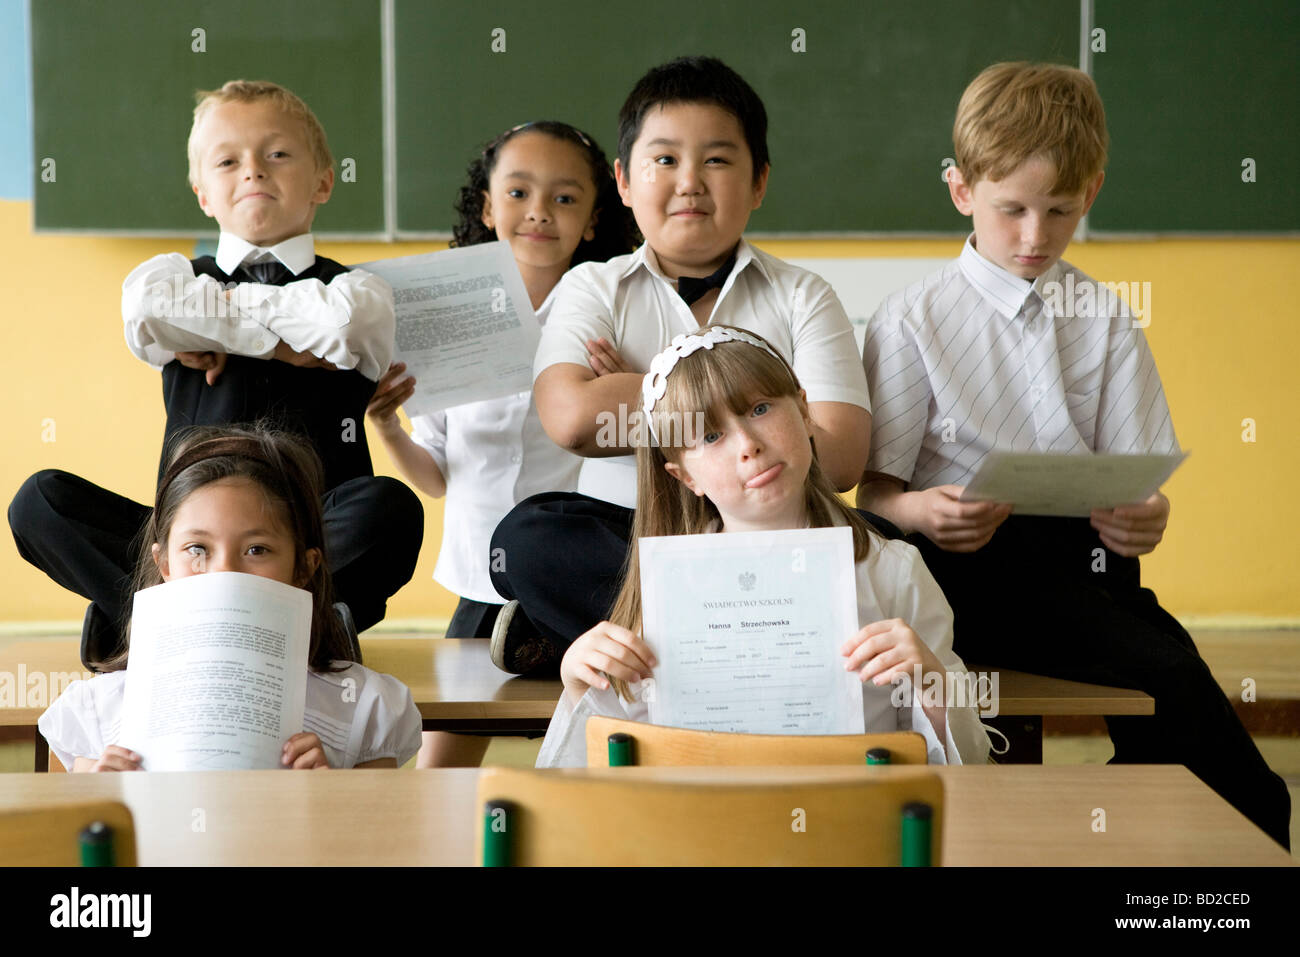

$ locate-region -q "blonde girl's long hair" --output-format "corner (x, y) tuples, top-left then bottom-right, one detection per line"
(606, 325), (874, 699)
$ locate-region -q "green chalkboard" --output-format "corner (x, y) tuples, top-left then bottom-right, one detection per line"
(393, 0), (1079, 235)
(32, 0), (384, 234)
(1089, 0), (1300, 233)
(33, 1), (1297, 235)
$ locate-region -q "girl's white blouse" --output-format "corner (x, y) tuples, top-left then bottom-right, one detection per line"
(38, 662), (422, 770)
(407, 287), (582, 603)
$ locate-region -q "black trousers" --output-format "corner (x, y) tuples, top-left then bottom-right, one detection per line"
(9, 468), (424, 642)
(489, 492), (634, 651)
(445, 596), (503, 639)
(910, 515), (1291, 851)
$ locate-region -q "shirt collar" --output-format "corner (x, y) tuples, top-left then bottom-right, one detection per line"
(536, 281), (560, 319)
(215, 232), (316, 277)
(733, 238), (770, 283)
(1030, 259), (1067, 315)
(627, 238), (766, 291)
(958, 234), (1040, 320)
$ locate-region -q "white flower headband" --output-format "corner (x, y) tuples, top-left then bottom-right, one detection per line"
(640, 327), (792, 443)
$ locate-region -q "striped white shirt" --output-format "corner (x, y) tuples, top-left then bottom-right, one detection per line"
(864, 236), (1179, 490)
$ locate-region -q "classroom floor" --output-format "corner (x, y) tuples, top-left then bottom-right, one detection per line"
(3, 628), (1296, 860)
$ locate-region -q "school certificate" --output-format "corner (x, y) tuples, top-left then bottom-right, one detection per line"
(354, 241), (541, 415)
(640, 527), (864, 735)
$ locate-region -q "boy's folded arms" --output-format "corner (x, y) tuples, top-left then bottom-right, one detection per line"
(122, 252), (393, 379)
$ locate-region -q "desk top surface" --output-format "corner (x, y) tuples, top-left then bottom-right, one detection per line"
(0, 764), (1286, 866)
(0, 637), (564, 725)
(0, 637), (1152, 726)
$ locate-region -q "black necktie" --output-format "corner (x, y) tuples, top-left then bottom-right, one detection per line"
(245, 259), (291, 285)
(676, 251), (737, 306)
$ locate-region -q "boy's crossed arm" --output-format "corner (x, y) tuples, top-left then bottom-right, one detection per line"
(534, 361), (643, 458)
(122, 253), (394, 382)
(166, 342), (336, 387)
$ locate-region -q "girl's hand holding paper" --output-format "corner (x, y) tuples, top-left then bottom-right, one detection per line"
(560, 622), (657, 707)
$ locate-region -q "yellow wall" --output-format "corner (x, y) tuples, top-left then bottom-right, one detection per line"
(1, 198), (1296, 623)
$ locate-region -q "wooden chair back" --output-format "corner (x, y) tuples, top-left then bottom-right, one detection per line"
(586, 716), (929, 766)
(475, 767), (943, 866)
(0, 799), (137, 866)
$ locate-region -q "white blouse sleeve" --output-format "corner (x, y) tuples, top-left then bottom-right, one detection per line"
(862, 299), (930, 483)
(531, 265), (617, 382)
(242, 267), (396, 381)
(352, 670), (423, 767)
(788, 272), (871, 410)
(37, 675), (119, 770)
(535, 682), (650, 768)
(409, 410), (450, 477)
(121, 253), (278, 367)
(1095, 311), (1180, 456)
(885, 543), (992, 766)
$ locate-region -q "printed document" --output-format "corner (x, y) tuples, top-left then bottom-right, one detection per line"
(640, 527), (864, 734)
(960, 451), (1187, 517)
(119, 572), (311, 770)
(355, 242), (540, 415)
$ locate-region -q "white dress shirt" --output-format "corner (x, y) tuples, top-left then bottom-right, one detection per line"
(535, 530), (991, 768)
(534, 239), (870, 507)
(121, 232), (395, 381)
(38, 662), (423, 770)
(409, 289), (582, 603)
(864, 236), (1180, 489)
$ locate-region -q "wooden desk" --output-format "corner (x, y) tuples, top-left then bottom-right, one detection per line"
(0, 639), (96, 729)
(966, 663), (1154, 764)
(0, 638), (562, 732)
(361, 638), (562, 730)
(0, 765), (1288, 866)
(1, 638), (1151, 769)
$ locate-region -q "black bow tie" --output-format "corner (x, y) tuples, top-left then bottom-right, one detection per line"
(676, 252), (738, 306)
(242, 259), (291, 285)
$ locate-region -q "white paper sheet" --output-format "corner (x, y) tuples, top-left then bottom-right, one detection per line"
(119, 572), (311, 771)
(959, 451), (1188, 517)
(641, 527), (864, 734)
(354, 242), (541, 415)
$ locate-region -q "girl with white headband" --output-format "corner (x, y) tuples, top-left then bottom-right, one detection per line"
(536, 325), (992, 767)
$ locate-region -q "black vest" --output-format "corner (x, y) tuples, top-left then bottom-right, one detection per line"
(159, 255), (377, 491)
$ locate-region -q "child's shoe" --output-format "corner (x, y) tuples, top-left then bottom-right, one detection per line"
(489, 600), (559, 675)
(79, 602), (119, 672)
